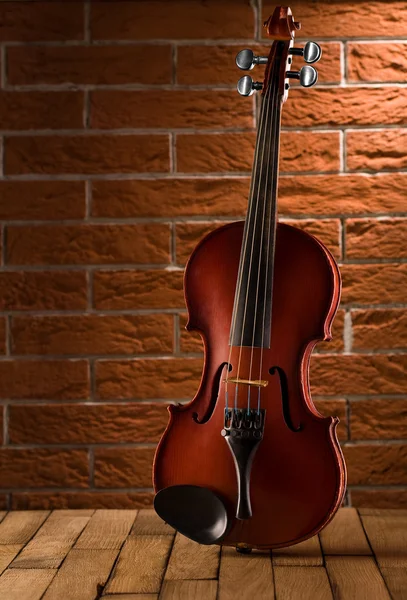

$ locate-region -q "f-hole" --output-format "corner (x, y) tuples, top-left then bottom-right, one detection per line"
(269, 366), (302, 432)
(193, 362), (231, 425)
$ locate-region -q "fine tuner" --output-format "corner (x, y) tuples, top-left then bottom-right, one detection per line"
(237, 63), (317, 96)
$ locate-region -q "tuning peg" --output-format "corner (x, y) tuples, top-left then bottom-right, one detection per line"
(289, 41), (322, 64)
(236, 49), (268, 71)
(237, 75), (263, 96)
(286, 65), (318, 88)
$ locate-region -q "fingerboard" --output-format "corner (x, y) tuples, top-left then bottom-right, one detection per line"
(230, 43), (283, 349)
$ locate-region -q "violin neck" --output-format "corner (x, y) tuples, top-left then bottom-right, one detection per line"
(230, 47), (283, 349)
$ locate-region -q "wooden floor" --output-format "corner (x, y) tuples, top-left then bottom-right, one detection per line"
(0, 508), (405, 599)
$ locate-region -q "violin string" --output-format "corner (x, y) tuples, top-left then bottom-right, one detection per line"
(257, 74), (281, 412)
(246, 81), (276, 414)
(224, 81), (269, 413)
(234, 73), (274, 414)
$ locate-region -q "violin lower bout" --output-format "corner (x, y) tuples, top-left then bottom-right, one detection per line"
(153, 222), (346, 549)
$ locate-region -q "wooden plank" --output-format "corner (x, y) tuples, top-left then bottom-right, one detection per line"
(0, 568), (55, 600)
(74, 509), (137, 550)
(165, 532), (219, 580)
(160, 580), (218, 599)
(104, 535), (173, 594)
(218, 546), (274, 600)
(360, 511), (407, 568)
(42, 548), (118, 600)
(103, 596), (158, 600)
(380, 567), (407, 600)
(0, 511), (49, 545)
(274, 566), (333, 600)
(0, 545), (23, 575)
(325, 556), (391, 600)
(11, 510), (91, 569)
(359, 508), (407, 517)
(319, 508), (371, 555)
(132, 509), (175, 536)
(272, 534), (323, 566)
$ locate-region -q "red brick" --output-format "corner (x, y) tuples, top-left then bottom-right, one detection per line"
(96, 358), (202, 400)
(91, 0), (254, 40)
(283, 88), (407, 127)
(0, 91), (83, 130)
(7, 45), (172, 85)
(348, 43), (407, 82)
(350, 399), (407, 441)
(176, 221), (236, 265)
(176, 133), (255, 173)
(314, 399), (348, 441)
(178, 44), (268, 86)
(341, 264), (407, 305)
(0, 271), (87, 311)
(290, 42), (341, 84)
(92, 174), (407, 219)
(279, 174), (407, 216)
(283, 219), (341, 260)
(0, 2), (84, 41)
(0, 181), (85, 220)
(319, 308), (344, 353)
(263, 1), (407, 38)
(177, 42), (340, 85)
(5, 135), (170, 175)
(179, 313), (202, 353)
(179, 313), (345, 357)
(179, 309), (344, 357)
(0, 318), (6, 356)
(310, 355), (407, 396)
(90, 90), (253, 129)
(347, 130), (407, 171)
(93, 269), (184, 310)
(352, 309), (407, 351)
(11, 492), (154, 510)
(351, 489), (407, 509)
(0, 448), (89, 488)
(175, 219), (341, 266)
(11, 314), (174, 356)
(0, 360), (89, 400)
(7, 224), (170, 266)
(9, 403), (168, 444)
(92, 179), (250, 219)
(343, 444), (407, 485)
(94, 448), (155, 488)
(346, 219), (407, 259)
(177, 131), (340, 173)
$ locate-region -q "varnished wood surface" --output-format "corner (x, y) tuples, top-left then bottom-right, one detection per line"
(0, 508), (405, 599)
(154, 222), (345, 548)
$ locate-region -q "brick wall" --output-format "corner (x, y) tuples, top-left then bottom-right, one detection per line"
(0, 0), (406, 510)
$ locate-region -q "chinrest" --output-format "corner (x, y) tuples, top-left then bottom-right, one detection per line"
(154, 485), (229, 545)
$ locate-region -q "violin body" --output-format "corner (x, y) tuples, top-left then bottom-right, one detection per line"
(154, 221), (346, 548)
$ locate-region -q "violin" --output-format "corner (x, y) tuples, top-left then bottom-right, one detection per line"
(153, 6), (346, 550)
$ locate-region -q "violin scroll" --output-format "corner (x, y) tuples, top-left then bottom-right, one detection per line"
(235, 7), (321, 100)
(263, 6), (300, 40)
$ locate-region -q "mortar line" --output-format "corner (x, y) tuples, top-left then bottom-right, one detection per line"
(2, 37), (407, 48)
(0, 125), (406, 136)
